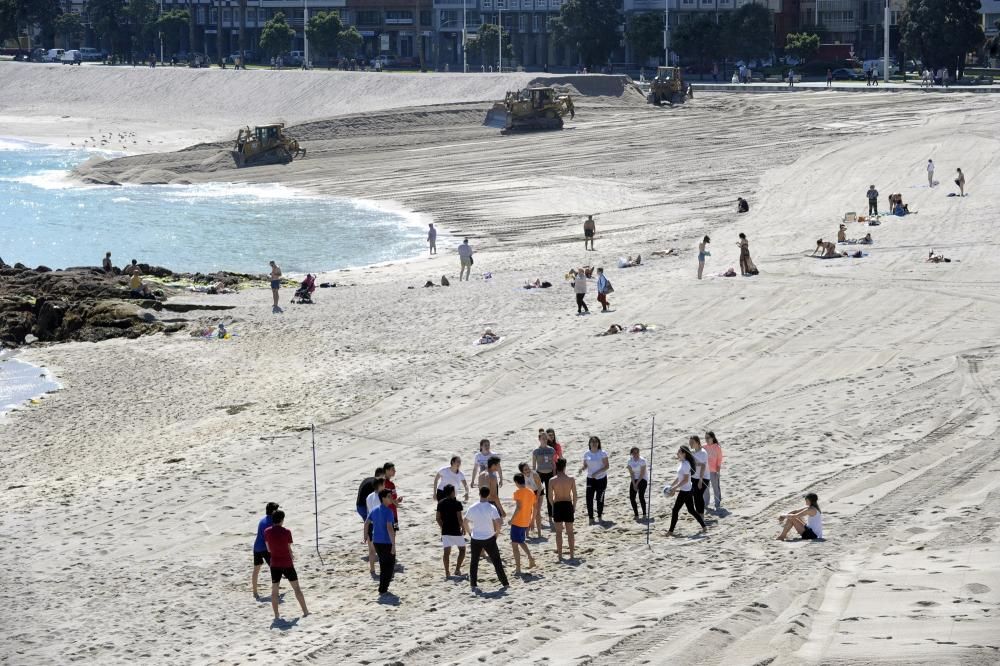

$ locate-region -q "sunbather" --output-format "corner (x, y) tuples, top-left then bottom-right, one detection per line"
(629, 324), (650, 333)
(478, 329), (501, 344)
(617, 255), (642, 269)
(812, 240), (843, 258)
(927, 250), (951, 263)
(598, 324), (624, 336)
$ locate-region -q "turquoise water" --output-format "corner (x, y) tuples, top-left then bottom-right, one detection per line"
(0, 138), (425, 274)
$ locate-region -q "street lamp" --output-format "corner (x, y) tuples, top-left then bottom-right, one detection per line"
(159, 0), (164, 64)
(882, 0), (889, 83)
(498, 5), (502, 72)
(303, 0), (309, 68)
(462, 0), (467, 72)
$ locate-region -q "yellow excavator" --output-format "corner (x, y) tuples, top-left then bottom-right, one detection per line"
(232, 124), (305, 167)
(484, 87), (575, 133)
(647, 66), (693, 105)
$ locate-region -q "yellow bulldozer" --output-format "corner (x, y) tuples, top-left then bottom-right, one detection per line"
(647, 66), (693, 106)
(232, 124), (305, 167)
(483, 87), (575, 133)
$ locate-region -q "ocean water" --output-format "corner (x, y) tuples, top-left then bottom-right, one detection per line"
(0, 138), (425, 274)
(0, 351), (61, 415)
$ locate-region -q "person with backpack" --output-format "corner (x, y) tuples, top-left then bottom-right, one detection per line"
(596, 267), (613, 312)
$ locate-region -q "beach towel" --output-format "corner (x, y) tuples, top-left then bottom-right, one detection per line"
(473, 335), (504, 347)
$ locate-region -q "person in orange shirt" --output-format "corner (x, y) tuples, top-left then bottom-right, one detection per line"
(509, 474), (537, 574)
(704, 431), (724, 512)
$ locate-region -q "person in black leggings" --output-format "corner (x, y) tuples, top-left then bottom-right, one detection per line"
(626, 447), (649, 520)
(578, 435), (609, 524)
(664, 446), (706, 536)
(532, 430), (557, 523)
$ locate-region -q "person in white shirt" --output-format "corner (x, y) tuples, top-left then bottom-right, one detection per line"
(578, 436), (609, 524)
(663, 446), (706, 536)
(926, 159), (935, 188)
(688, 435), (710, 517)
(432, 456), (469, 502)
(573, 269), (589, 314)
(364, 478), (386, 574)
(777, 492), (823, 540)
(627, 447), (649, 520)
(463, 487), (509, 590)
(471, 439), (502, 488)
(457, 238), (474, 281)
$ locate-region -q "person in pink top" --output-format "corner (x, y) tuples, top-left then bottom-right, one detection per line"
(704, 431), (724, 511)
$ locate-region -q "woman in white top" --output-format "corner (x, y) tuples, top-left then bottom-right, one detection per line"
(777, 492), (823, 541)
(663, 446), (707, 536)
(518, 462), (544, 538)
(471, 439), (502, 488)
(432, 456), (470, 502)
(626, 447), (649, 520)
(578, 436), (610, 524)
(688, 435), (709, 518)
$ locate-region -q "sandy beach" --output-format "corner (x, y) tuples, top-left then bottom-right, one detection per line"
(2, 64), (1000, 665)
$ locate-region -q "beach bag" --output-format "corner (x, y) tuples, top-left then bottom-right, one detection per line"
(605, 280), (615, 294)
(469, 256), (474, 265)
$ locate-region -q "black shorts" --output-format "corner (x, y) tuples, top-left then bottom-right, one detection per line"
(585, 230), (594, 238)
(253, 550), (271, 567)
(270, 566), (298, 584)
(553, 500), (575, 523)
(801, 527), (819, 540)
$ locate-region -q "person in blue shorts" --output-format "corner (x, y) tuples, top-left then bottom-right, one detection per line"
(269, 260), (282, 313)
(252, 501), (279, 598)
(509, 474), (536, 575)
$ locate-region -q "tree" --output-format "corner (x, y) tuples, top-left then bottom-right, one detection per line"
(54, 11), (84, 49)
(785, 32), (820, 63)
(238, 0), (246, 59)
(125, 0), (159, 58)
(337, 25), (363, 58)
(626, 12), (663, 65)
(259, 11), (294, 58)
(550, 0), (621, 69)
(671, 15), (722, 76)
(87, 0), (129, 57)
(305, 10), (343, 62)
(156, 9), (189, 56)
(723, 3), (772, 63)
(901, 0), (984, 72)
(466, 23), (511, 67)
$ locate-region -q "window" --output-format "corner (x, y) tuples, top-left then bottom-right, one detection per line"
(440, 10), (457, 28)
(421, 10), (432, 25)
(357, 10), (381, 25)
(533, 13), (543, 32)
(222, 9), (231, 23)
(209, 7), (217, 24)
(519, 13), (528, 32)
(196, 6), (205, 24)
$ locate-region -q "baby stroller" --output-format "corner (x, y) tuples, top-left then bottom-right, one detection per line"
(292, 273), (316, 304)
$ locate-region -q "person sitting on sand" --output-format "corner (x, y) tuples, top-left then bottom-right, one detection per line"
(737, 197), (749, 214)
(927, 250), (952, 263)
(837, 225), (847, 243)
(812, 240), (843, 258)
(478, 329), (500, 344)
(776, 492), (823, 541)
(598, 324), (624, 336)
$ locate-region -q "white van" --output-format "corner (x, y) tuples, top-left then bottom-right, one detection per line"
(61, 50), (82, 65)
(44, 48), (65, 62)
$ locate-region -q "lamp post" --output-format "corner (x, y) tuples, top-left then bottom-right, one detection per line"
(303, 0), (309, 68)
(663, 0), (668, 66)
(159, 0), (164, 64)
(883, 0), (889, 83)
(462, 0), (467, 72)
(498, 6), (502, 72)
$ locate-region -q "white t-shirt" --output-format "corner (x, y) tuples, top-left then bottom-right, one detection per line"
(474, 451), (500, 472)
(628, 457), (648, 481)
(806, 511), (823, 539)
(436, 466), (467, 491)
(584, 450), (609, 479)
(365, 491), (381, 516)
(675, 460), (693, 492)
(458, 243), (473, 258)
(464, 501), (501, 540)
(692, 449), (709, 480)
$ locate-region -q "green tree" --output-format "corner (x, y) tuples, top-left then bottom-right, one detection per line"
(87, 0), (128, 57)
(671, 15), (722, 76)
(901, 0), (984, 73)
(305, 10), (343, 62)
(550, 0), (622, 69)
(626, 12), (663, 65)
(155, 9), (189, 55)
(785, 32), (820, 63)
(54, 11), (84, 49)
(126, 0), (159, 57)
(0, 0), (16, 42)
(337, 25), (363, 58)
(723, 2), (772, 63)
(259, 11), (294, 58)
(3, 0), (60, 45)
(466, 23), (511, 67)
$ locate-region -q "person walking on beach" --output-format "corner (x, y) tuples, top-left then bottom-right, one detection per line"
(269, 260), (282, 313)
(697, 236), (711, 280)
(583, 215), (596, 251)
(574, 268), (590, 315)
(464, 486), (509, 590)
(102, 251), (113, 273)
(596, 267), (612, 312)
(252, 501), (279, 598)
(263, 510), (310, 619)
(627, 447), (649, 521)
(518, 462), (544, 538)
(427, 223), (437, 255)
(364, 477), (387, 574)
(472, 439), (502, 488)
(458, 238), (474, 281)
(777, 492), (823, 541)
(478, 456), (505, 518)
(433, 456), (470, 502)
(579, 436), (609, 524)
(689, 435), (709, 517)
(704, 431), (724, 512)
(955, 168), (966, 197)
(826, 68), (833, 87)
(664, 447), (707, 537)
(533, 431), (557, 524)
(866, 185), (879, 216)
(436, 484), (467, 578)
(738, 233), (758, 276)
(510, 474), (537, 574)
(548, 459), (578, 561)
(927, 159), (935, 187)
(365, 490), (398, 596)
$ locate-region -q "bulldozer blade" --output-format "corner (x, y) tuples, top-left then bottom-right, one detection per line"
(483, 105), (510, 130)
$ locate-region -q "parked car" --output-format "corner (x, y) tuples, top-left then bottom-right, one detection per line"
(61, 49), (82, 65)
(284, 50), (304, 66)
(78, 47), (103, 62)
(30, 47), (46, 61)
(44, 48), (65, 62)
(831, 68), (865, 81)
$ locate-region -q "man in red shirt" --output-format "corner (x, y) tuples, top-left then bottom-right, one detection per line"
(383, 462), (402, 528)
(263, 510), (310, 620)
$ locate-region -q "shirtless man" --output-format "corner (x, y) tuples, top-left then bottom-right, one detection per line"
(478, 456), (505, 518)
(583, 215), (596, 251)
(547, 458), (578, 561)
(269, 260), (283, 313)
(812, 239), (842, 258)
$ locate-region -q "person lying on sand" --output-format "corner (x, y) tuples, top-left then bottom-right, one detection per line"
(777, 493), (823, 541)
(927, 250), (952, 263)
(842, 233), (874, 245)
(812, 240), (843, 258)
(617, 255), (641, 268)
(598, 324), (624, 336)
(629, 324), (650, 333)
(478, 329), (500, 344)
(650, 249), (678, 258)
(523, 279), (552, 289)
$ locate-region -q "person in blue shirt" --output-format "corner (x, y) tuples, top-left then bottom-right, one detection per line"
(364, 490), (398, 596)
(252, 501), (279, 598)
